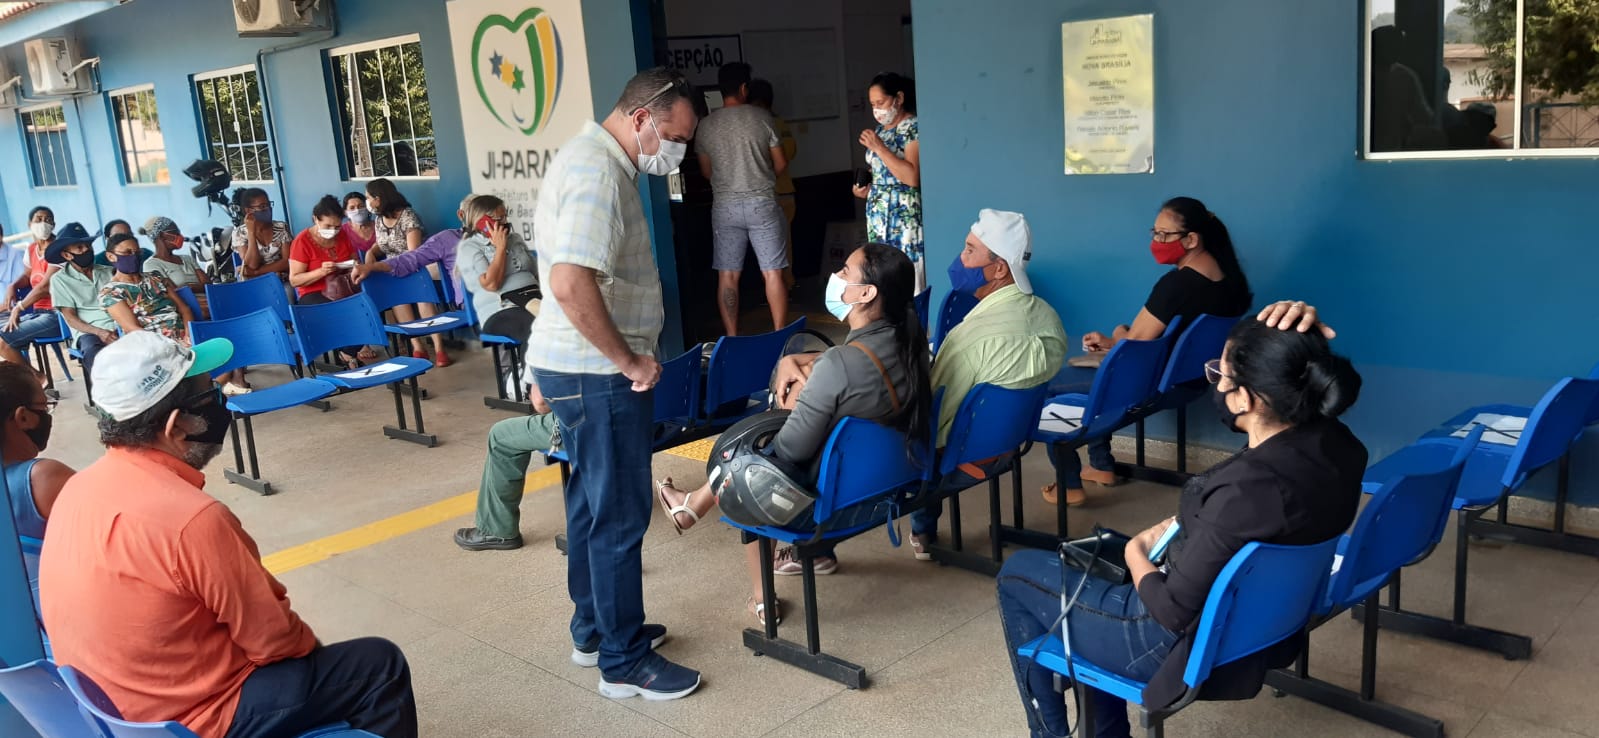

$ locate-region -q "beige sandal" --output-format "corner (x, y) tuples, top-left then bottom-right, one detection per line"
(656, 478), (700, 534)
(748, 596), (783, 627)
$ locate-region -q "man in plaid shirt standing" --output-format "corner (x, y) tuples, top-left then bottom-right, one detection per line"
(526, 67), (702, 701)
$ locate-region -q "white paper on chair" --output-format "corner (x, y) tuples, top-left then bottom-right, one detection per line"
(334, 361), (408, 380)
(1450, 413), (1525, 446)
(1039, 402), (1086, 434)
(399, 316), (460, 329)
(1330, 554), (1343, 576)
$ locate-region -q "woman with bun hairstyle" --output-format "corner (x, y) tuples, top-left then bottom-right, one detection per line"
(996, 312), (1366, 738)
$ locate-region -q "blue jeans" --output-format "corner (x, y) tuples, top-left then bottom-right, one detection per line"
(907, 455), (1010, 537)
(534, 369), (655, 679)
(997, 550), (1178, 738)
(0, 311), (59, 349)
(226, 637), (416, 738)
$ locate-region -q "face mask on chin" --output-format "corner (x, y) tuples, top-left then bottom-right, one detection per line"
(634, 114), (687, 176)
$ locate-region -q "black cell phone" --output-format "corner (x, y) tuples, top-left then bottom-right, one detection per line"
(854, 168), (872, 188)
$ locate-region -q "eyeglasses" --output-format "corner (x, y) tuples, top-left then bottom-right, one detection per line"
(28, 399), (58, 414)
(1150, 228), (1190, 242)
(179, 385), (224, 409)
(633, 73), (693, 114)
(246, 201), (275, 211)
(1203, 359), (1233, 385)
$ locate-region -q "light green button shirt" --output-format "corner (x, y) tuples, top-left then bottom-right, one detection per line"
(50, 264), (118, 340)
(526, 121), (663, 375)
(931, 284), (1068, 446)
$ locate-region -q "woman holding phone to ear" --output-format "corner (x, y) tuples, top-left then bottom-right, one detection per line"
(454, 194), (539, 341)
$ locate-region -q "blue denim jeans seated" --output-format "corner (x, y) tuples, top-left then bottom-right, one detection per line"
(534, 368), (656, 679)
(0, 310), (59, 349)
(997, 550), (1178, 738)
(906, 453), (1011, 538)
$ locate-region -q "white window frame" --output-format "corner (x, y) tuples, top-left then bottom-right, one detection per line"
(107, 83), (170, 186)
(327, 33), (440, 181)
(193, 64), (275, 184)
(18, 101), (77, 189)
(1363, 0), (1599, 161)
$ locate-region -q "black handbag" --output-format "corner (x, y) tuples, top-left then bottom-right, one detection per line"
(1059, 526), (1134, 585)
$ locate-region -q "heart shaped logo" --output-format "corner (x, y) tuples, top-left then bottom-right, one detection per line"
(471, 7), (564, 136)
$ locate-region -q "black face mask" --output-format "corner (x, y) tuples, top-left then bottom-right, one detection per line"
(69, 251), (95, 269)
(23, 409), (52, 452)
(1212, 385), (1244, 434)
(183, 398), (233, 446)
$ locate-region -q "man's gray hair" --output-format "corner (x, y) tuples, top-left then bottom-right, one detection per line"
(613, 67), (694, 117)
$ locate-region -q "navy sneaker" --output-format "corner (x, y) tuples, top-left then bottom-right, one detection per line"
(571, 623), (668, 667)
(597, 651), (701, 701)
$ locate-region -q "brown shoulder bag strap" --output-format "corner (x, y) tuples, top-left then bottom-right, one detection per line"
(848, 341), (901, 414)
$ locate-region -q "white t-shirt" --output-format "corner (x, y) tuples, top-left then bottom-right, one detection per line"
(142, 254), (202, 288)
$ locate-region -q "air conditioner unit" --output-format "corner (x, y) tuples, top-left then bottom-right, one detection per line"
(0, 56), (20, 109)
(234, 0), (331, 37)
(24, 38), (91, 96)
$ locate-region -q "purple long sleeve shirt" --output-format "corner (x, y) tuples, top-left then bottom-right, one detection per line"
(383, 227), (462, 302)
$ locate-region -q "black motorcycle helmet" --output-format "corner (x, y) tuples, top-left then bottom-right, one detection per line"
(708, 411), (816, 527)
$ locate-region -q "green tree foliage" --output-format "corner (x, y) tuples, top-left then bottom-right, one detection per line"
(1464, 0), (1599, 102)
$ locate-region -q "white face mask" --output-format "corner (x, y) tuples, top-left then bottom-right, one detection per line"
(316, 227), (339, 239)
(30, 222), (53, 241)
(635, 114), (687, 176)
(347, 209), (369, 224)
(872, 104), (898, 126)
(367, 203), (380, 215)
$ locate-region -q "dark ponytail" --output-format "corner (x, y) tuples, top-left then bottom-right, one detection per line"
(311, 194), (342, 221)
(857, 243), (932, 459)
(1225, 319), (1361, 426)
(869, 72), (917, 115)
(1163, 196), (1252, 306)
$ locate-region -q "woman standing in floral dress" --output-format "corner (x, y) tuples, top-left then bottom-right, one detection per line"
(852, 72), (925, 293)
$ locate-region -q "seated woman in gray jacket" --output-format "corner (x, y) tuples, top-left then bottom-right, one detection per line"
(455, 194), (539, 341)
(656, 243), (931, 626)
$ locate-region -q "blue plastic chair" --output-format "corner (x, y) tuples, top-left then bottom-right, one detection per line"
(356, 271), (468, 351)
(700, 318), (806, 427)
(18, 535), (47, 656)
(188, 308), (339, 496)
(1017, 321), (1179, 546)
(931, 288), (979, 355)
(1020, 537), (1341, 738)
(0, 659), (89, 738)
(1354, 376), (1599, 661)
(290, 296), (436, 447)
(172, 285), (203, 321)
(912, 289), (931, 331)
(921, 383), (1050, 573)
(1123, 314), (1242, 481)
(58, 664), (379, 738)
(1267, 429), (1482, 737)
(205, 275), (290, 323)
(545, 347), (703, 470)
(27, 312), (73, 388)
(723, 416), (929, 688)
(460, 291), (530, 412)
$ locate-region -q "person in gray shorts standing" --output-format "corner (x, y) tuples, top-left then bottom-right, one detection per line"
(695, 62), (791, 336)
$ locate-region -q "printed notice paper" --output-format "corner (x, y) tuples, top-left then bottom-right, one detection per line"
(1061, 14), (1155, 175)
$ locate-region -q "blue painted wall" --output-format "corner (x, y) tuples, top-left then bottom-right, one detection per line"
(913, 0), (1599, 500)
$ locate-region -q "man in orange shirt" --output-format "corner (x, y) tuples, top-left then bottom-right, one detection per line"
(39, 332), (417, 738)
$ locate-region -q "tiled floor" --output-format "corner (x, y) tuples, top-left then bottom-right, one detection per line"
(37, 335), (1599, 737)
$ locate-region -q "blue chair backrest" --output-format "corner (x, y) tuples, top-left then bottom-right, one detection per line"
(812, 417), (925, 523)
(932, 289), (980, 355)
(459, 287), (483, 329)
(1076, 321), (1179, 436)
(1182, 538), (1339, 690)
(359, 271), (441, 313)
(913, 289), (931, 331)
(1496, 377), (1599, 494)
(702, 318), (806, 415)
(289, 296), (387, 362)
(60, 664), (196, 737)
(172, 286), (203, 321)
(0, 659), (94, 738)
(1326, 428), (1483, 612)
(187, 308), (298, 375)
(1155, 314), (1239, 393)
(654, 348), (701, 422)
(205, 276), (289, 323)
(940, 383), (1049, 475)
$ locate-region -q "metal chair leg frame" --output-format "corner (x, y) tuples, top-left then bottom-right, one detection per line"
(1351, 508), (1533, 660)
(1267, 590), (1446, 738)
(740, 534), (867, 688)
(928, 478), (1005, 577)
(484, 344), (533, 413)
(1469, 455), (1599, 558)
(383, 377), (439, 446)
(222, 413), (275, 495)
(999, 441), (1070, 552)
